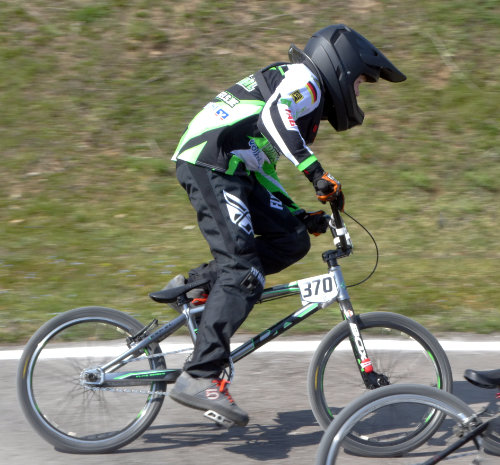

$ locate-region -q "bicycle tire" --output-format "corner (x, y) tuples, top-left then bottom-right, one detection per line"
(17, 306), (166, 453)
(308, 311), (453, 457)
(315, 384), (476, 465)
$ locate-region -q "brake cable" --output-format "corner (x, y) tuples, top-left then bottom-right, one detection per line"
(342, 210), (379, 288)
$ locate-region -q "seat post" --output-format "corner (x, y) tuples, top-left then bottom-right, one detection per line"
(184, 303), (199, 343)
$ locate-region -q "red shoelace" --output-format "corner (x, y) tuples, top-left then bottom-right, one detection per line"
(212, 379), (234, 403)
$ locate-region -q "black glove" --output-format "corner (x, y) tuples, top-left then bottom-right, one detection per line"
(302, 161), (345, 210)
(313, 172), (344, 208)
(295, 209), (329, 236)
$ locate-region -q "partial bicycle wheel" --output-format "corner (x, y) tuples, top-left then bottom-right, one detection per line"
(308, 311), (453, 457)
(17, 306), (166, 453)
(315, 384), (478, 465)
(484, 416), (500, 455)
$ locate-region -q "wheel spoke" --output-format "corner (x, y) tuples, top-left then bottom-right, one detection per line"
(18, 307), (167, 453)
(308, 312), (452, 457)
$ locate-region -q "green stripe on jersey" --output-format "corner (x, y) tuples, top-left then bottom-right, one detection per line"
(175, 141), (207, 163)
(297, 155), (318, 171)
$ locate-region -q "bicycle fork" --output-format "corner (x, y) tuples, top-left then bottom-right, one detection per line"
(329, 262), (389, 390)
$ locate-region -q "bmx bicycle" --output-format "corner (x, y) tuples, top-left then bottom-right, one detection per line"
(315, 368), (500, 464)
(17, 201), (452, 454)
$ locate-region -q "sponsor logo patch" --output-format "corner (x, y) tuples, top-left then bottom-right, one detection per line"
(237, 74), (257, 92)
(205, 102), (229, 120)
(261, 141), (281, 165)
(250, 266), (265, 288)
(223, 190), (253, 235)
(248, 139), (263, 165)
(290, 89), (304, 103)
(216, 91), (240, 108)
(216, 108), (229, 120)
(284, 108), (297, 128)
(205, 388), (220, 400)
(269, 192), (283, 210)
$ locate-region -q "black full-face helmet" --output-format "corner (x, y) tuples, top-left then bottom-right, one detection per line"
(289, 24), (406, 131)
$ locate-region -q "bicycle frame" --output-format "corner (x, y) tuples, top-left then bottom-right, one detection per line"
(86, 203), (380, 391)
(421, 421), (489, 465)
(94, 271), (339, 386)
(422, 373), (500, 465)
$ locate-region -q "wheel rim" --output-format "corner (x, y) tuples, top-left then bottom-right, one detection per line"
(316, 324), (446, 449)
(318, 388), (476, 465)
(24, 317), (163, 445)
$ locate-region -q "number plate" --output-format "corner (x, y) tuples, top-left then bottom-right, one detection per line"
(297, 273), (338, 304)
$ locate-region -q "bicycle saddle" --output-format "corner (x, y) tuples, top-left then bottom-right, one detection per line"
(149, 279), (210, 303)
(464, 368), (500, 389)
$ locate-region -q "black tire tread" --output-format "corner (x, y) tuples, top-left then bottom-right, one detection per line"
(315, 384), (475, 465)
(308, 311), (453, 456)
(17, 306), (165, 453)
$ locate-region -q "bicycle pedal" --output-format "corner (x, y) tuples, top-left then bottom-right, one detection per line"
(204, 410), (234, 428)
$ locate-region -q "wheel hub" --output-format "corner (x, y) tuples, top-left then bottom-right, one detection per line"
(80, 367), (104, 386)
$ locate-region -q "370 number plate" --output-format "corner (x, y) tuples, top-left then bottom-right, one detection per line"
(297, 273), (338, 304)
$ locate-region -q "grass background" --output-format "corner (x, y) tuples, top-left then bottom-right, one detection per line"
(1, 0), (499, 344)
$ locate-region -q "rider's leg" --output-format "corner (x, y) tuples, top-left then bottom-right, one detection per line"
(248, 189), (311, 274)
(175, 161), (265, 376)
(170, 162), (264, 424)
(171, 162), (310, 425)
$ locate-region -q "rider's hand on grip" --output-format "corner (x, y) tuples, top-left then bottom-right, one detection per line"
(295, 210), (329, 236)
(314, 172), (344, 209)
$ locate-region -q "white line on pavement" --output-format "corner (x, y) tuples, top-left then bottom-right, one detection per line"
(2, 339), (498, 361)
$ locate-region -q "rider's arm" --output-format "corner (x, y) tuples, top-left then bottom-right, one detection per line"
(257, 64), (343, 206)
(257, 64), (324, 179)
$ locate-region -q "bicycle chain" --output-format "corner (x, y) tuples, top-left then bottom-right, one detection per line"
(81, 346), (194, 397)
(82, 345), (235, 396)
(85, 385), (170, 396)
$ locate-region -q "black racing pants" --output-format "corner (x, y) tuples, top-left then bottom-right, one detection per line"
(176, 161), (311, 378)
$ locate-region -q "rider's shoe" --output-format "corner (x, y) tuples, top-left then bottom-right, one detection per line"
(163, 274), (207, 313)
(169, 371), (249, 427)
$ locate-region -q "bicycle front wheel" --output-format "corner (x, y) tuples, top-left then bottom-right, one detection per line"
(308, 311), (453, 457)
(17, 306), (166, 453)
(315, 384), (477, 465)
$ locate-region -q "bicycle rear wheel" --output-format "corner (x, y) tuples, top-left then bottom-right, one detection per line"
(315, 384), (478, 465)
(17, 306), (166, 453)
(308, 311), (453, 457)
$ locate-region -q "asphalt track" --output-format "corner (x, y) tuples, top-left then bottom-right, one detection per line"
(2, 334), (499, 465)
